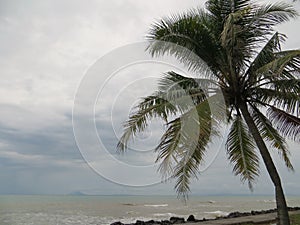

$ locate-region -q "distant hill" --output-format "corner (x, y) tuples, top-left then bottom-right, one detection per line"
(67, 191), (87, 196)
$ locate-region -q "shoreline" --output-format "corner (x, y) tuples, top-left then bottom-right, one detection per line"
(110, 207), (300, 225)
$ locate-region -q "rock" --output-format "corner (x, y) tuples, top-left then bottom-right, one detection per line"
(135, 220), (145, 225)
(169, 216), (185, 224)
(110, 222), (124, 225)
(227, 211), (241, 218)
(187, 215), (196, 222)
(145, 220), (160, 225)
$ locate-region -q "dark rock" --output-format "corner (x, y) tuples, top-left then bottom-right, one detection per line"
(110, 222), (124, 225)
(161, 220), (171, 225)
(135, 220), (145, 225)
(187, 215), (196, 222)
(227, 211), (241, 218)
(288, 207), (300, 211)
(169, 216), (185, 224)
(243, 212), (251, 216)
(145, 220), (160, 225)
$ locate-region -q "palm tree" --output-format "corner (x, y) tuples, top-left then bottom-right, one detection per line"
(117, 1), (300, 224)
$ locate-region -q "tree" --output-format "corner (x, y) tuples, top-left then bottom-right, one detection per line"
(117, 1), (300, 224)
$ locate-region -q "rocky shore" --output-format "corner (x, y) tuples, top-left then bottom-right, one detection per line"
(110, 207), (300, 225)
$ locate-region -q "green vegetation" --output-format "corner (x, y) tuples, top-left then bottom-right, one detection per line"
(118, 1), (300, 224)
(290, 214), (300, 225)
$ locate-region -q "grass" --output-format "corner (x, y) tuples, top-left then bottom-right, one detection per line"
(290, 214), (300, 225)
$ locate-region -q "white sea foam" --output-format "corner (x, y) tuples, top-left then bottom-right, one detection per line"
(256, 199), (276, 204)
(205, 210), (229, 217)
(126, 210), (138, 215)
(119, 216), (154, 224)
(153, 212), (178, 217)
(144, 204), (168, 207)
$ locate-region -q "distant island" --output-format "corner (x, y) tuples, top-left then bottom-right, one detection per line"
(67, 191), (87, 196)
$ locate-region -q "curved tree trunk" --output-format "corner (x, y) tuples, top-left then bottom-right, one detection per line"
(239, 102), (290, 225)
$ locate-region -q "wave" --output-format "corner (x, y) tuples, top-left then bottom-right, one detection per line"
(144, 204), (168, 207)
(257, 199), (276, 203)
(153, 212), (178, 217)
(205, 210), (229, 217)
(118, 216), (154, 224)
(126, 211), (138, 215)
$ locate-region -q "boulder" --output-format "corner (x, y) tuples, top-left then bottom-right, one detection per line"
(169, 216), (185, 224)
(110, 222), (124, 225)
(187, 215), (196, 222)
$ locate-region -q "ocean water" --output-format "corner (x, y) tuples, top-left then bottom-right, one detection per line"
(0, 195), (299, 225)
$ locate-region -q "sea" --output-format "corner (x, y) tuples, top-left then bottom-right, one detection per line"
(0, 195), (299, 225)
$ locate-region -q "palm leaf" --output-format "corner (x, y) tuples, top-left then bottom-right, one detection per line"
(226, 115), (259, 189)
(251, 106), (293, 170)
(252, 87), (300, 115)
(117, 72), (213, 151)
(252, 2), (298, 32)
(255, 50), (300, 80)
(156, 98), (215, 198)
(117, 92), (178, 151)
(147, 9), (223, 75)
(158, 71), (208, 107)
(173, 100), (213, 198)
(155, 117), (181, 178)
(246, 32), (284, 86)
(267, 106), (300, 142)
(270, 79), (300, 93)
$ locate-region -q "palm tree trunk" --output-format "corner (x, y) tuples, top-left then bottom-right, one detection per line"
(239, 102), (290, 225)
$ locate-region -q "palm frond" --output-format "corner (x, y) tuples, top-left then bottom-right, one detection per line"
(256, 50), (300, 80)
(155, 117), (181, 178)
(246, 32), (284, 85)
(206, 0), (251, 17)
(252, 2), (298, 34)
(267, 106), (300, 142)
(157, 98), (216, 199)
(159, 71), (217, 90)
(252, 87), (300, 115)
(147, 9), (222, 75)
(270, 79), (300, 93)
(226, 115), (259, 190)
(117, 71), (215, 151)
(117, 92), (178, 151)
(251, 106), (293, 170)
(158, 71), (219, 105)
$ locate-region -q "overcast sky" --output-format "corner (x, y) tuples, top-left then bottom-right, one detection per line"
(0, 0), (299, 196)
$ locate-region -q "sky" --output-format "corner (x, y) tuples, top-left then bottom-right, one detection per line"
(0, 0), (299, 196)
